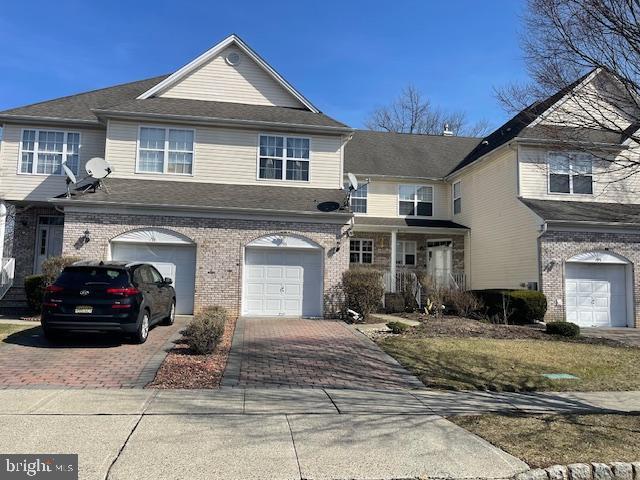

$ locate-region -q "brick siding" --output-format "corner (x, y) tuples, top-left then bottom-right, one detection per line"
(540, 230), (640, 328)
(62, 211), (349, 317)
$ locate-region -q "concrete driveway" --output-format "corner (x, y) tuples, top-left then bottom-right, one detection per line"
(0, 317), (187, 388)
(581, 327), (640, 347)
(222, 317), (423, 389)
(0, 388), (530, 480)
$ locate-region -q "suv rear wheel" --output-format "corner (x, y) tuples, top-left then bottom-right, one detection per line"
(163, 301), (176, 326)
(133, 310), (150, 344)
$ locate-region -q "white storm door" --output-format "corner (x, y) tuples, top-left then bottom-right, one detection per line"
(34, 222), (64, 273)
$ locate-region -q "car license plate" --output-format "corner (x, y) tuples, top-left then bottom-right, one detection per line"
(75, 306), (93, 314)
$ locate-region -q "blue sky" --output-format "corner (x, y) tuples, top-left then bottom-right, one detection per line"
(0, 0), (528, 131)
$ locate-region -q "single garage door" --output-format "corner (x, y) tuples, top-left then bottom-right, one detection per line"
(111, 243), (197, 315)
(565, 262), (627, 327)
(243, 248), (322, 317)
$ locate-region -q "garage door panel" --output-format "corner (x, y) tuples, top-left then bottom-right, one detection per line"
(265, 267), (284, 280)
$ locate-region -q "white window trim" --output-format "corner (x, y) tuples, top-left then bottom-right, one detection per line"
(256, 133), (312, 183)
(396, 240), (417, 266)
(397, 184), (435, 218)
(350, 238), (374, 264)
(547, 151), (594, 196)
(452, 181), (462, 215)
(346, 182), (368, 215)
(135, 125), (196, 176)
(17, 128), (81, 176)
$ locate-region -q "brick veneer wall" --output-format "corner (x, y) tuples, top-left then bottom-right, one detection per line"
(351, 231), (465, 272)
(62, 211), (350, 317)
(540, 230), (640, 328)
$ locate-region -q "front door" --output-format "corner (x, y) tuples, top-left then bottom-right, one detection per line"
(34, 216), (64, 273)
(427, 241), (452, 287)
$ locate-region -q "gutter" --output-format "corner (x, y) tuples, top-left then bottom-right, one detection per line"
(49, 197), (353, 221)
(91, 109), (354, 134)
(545, 219), (640, 228)
(0, 115), (104, 128)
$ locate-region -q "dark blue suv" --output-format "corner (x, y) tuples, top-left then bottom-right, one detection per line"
(41, 261), (176, 343)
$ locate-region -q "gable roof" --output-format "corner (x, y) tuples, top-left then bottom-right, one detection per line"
(136, 34), (319, 113)
(345, 130), (481, 178)
(0, 75), (168, 126)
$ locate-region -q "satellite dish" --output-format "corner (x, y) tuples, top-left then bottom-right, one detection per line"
(86, 157), (112, 179)
(347, 172), (359, 191)
(317, 201), (341, 213)
(63, 164), (77, 184)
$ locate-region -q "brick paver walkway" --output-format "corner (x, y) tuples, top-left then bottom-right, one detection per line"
(0, 317), (186, 388)
(222, 317), (422, 389)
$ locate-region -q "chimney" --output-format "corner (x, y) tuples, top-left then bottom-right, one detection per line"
(442, 123), (453, 136)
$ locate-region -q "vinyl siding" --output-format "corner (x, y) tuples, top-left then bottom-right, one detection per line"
(159, 47), (305, 108)
(0, 123), (106, 201)
(519, 145), (640, 203)
(360, 179), (451, 219)
(106, 120), (343, 189)
(454, 148), (541, 289)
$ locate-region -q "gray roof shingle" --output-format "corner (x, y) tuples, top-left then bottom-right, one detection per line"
(520, 198), (640, 224)
(345, 130), (481, 178)
(354, 216), (468, 229)
(53, 177), (350, 218)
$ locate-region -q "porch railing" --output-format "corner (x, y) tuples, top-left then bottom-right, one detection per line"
(382, 269), (467, 305)
(0, 258), (15, 301)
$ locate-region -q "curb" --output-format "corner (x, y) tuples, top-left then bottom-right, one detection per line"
(515, 462), (640, 480)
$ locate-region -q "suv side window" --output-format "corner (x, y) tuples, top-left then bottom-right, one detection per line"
(148, 266), (163, 284)
(132, 267), (145, 286)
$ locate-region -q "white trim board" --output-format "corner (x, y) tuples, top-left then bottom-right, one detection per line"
(137, 34), (319, 113)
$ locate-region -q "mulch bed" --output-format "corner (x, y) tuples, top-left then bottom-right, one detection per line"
(148, 315), (238, 389)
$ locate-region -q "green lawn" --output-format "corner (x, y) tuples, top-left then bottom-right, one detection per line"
(0, 323), (34, 341)
(452, 413), (640, 468)
(379, 337), (640, 391)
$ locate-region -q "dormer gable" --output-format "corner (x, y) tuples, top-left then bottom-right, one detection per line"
(137, 34), (316, 111)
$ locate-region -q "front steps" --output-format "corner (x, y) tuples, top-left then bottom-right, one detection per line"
(0, 286), (32, 317)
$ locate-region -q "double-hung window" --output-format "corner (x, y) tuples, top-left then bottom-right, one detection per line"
(138, 127), (194, 174)
(396, 240), (416, 266)
(345, 182), (368, 213)
(19, 129), (80, 175)
(259, 135), (310, 181)
(452, 181), (462, 215)
(350, 239), (373, 264)
(548, 152), (593, 195)
(399, 185), (433, 216)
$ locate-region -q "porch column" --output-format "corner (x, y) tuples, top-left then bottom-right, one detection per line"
(0, 203), (6, 261)
(390, 229), (397, 292)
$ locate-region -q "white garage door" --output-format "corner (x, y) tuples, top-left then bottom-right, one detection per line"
(565, 263), (627, 327)
(243, 248), (322, 317)
(111, 243), (196, 315)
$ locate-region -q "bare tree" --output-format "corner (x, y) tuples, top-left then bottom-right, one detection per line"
(365, 85), (490, 137)
(496, 0), (640, 195)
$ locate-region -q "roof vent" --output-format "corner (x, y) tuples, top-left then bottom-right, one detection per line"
(225, 51), (241, 66)
(442, 124), (454, 136)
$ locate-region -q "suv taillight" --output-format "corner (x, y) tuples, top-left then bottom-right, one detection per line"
(45, 285), (64, 293)
(106, 287), (140, 297)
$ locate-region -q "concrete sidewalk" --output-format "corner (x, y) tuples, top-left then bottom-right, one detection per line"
(1, 388), (639, 479)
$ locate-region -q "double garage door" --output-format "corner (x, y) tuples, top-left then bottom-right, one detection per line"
(111, 243), (197, 315)
(565, 263), (627, 328)
(243, 248), (322, 317)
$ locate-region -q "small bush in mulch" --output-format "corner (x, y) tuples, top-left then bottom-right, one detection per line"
(42, 256), (81, 285)
(546, 321), (580, 338)
(183, 306), (227, 354)
(386, 321), (409, 334)
(472, 289), (547, 324)
(342, 268), (384, 320)
(24, 275), (45, 312)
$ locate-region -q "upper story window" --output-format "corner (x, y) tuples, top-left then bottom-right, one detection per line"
(345, 182), (368, 213)
(452, 181), (462, 215)
(138, 127), (194, 175)
(398, 185), (433, 217)
(350, 239), (373, 264)
(259, 135), (310, 181)
(19, 129), (80, 175)
(548, 152), (593, 195)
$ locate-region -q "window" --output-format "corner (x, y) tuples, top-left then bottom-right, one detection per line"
(399, 185), (433, 216)
(345, 182), (368, 213)
(138, 127), (194, 174)
(396, 240), (417, 266)
(259, 135), (310, 181)
(19, 129), (80, 175)
(453, 181), (462, 215)
(548, 152), (593, 194)
(350, 239), (373, 264)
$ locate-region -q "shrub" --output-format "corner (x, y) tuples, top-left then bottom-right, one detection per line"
(42, 256), (81, 285)
(386, 321), (408, 334)
(447, 289), (484, 318)
(24, 275), (45, 312)
(183, 306), (227, 354)
(472, 289), (547, 325)
(342, 268), (384, 320)
(384, 293), (405, 314)
(546, 321), (580, 338)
